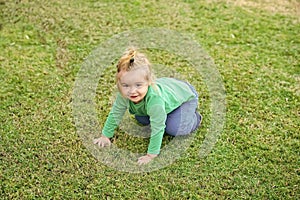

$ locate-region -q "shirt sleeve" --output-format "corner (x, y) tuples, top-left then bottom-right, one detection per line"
(102, 93), (128, 138)
(146, 99), (167, 155)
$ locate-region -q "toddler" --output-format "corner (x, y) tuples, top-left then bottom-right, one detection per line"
(94, 48), (202, 165)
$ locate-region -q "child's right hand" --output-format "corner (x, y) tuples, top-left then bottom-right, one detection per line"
(93, 135), (111, 147)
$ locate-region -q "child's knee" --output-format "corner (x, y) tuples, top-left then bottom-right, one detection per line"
(166, 112), (200, 136)
(165, 125), (178, 136)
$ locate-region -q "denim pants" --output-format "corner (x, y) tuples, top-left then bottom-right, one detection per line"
(135, 83), (201, 136)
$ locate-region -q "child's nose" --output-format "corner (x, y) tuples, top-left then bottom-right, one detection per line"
(129, 87), (136, 94)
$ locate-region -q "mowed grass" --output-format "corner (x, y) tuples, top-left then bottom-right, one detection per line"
(1, 0), (299, 199)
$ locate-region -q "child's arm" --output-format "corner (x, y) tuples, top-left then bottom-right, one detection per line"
(138, 103), (166, 165)
(94, 93), (128, 146)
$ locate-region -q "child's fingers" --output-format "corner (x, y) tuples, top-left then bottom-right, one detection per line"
(100, 142), (105, 148)
(93, 138), (111, 148)
(93, 138), (103, 146)
(137, 158), (145, 165)
(137, 156), (151, 165)
(93, 139), (98, 144)
(99, 140), (106, 147)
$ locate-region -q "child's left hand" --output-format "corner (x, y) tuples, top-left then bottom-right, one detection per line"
(137, 154), (158, 165)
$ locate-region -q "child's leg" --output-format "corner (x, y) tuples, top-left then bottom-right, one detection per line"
(166, 82), (202, 136)
(135, 115), (150, 125)
(165, 98), (201, 136)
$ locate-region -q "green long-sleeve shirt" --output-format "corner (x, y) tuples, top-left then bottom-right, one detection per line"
(102, 77), (196, 154)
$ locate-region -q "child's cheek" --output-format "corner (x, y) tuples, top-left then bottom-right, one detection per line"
(122, 89), (128, 96)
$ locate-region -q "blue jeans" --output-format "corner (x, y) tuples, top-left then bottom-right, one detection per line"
(135, 82), (201, 136)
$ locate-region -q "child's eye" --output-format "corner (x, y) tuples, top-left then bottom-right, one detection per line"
(136, 83), (146, 88)
(122, 84), (129, 88)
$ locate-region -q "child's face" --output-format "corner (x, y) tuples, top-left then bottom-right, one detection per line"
(119, 69), (149, 103)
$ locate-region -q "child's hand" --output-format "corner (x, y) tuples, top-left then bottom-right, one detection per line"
(137, 154), (158, 165)
(93, 135), (111, 147)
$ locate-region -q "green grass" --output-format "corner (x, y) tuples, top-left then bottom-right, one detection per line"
(1, 0), (299, 199)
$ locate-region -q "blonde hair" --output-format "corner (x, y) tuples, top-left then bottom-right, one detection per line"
(116, 48), (155, 88)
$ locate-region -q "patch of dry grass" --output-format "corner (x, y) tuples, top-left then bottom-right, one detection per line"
(210, 0), (300, 19)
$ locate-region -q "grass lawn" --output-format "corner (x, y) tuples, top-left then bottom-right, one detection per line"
(1, 0), (299, 199)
